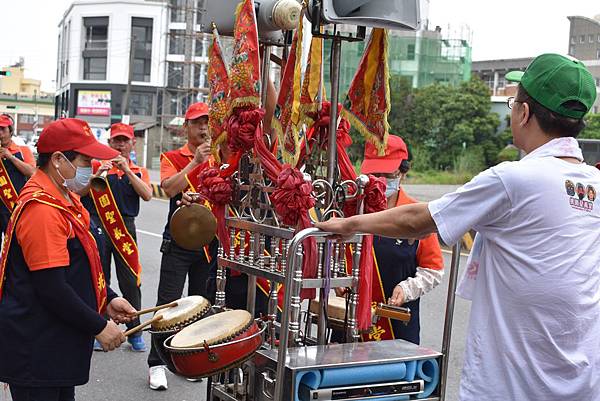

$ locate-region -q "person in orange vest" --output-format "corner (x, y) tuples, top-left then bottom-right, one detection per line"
(86, 123), (152, 352)
(0, 118), (136, 401)
(358, 135), (444, 344)
(0, 114), (36, 233)
(148, 102), (217, 390)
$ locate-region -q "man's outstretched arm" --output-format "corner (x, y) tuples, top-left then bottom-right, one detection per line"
(315, 202), (437, 239)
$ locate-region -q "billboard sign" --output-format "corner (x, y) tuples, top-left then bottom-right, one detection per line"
(77, 90), (111, 116)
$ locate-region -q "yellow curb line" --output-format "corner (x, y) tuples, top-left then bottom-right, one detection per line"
(151, 182), (168, 200)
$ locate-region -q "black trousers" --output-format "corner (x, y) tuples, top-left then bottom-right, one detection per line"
(9, 385), (75, 401)
(98, 216), (142, 331)
(147, 238), (218, 367)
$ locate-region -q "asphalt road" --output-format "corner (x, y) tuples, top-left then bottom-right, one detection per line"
(1, 184), (472, 401)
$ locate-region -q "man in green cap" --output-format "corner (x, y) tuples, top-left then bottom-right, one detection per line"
(317, 53), (599, 401)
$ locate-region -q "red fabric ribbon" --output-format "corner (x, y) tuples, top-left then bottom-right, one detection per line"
(198, 167), (233, 255)
(343, 175), (386, 218)
(340, 174), (386, 331)
(219, 151), (243, 178)
(297, 102), (348, 168)
(271, 167), (315, 226)
(227, 107), (265, 153)
(254, 126), (317, 299)
(363, 178), (387, 213)
(331, 109), (387, 332)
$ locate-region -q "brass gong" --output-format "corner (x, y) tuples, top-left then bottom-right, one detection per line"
(170, 204), (217, 250)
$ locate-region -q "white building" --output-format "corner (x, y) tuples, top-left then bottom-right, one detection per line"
(56, 0), (220, 166)
(56, 0), (168, 120)
(56, 0), (168, 163)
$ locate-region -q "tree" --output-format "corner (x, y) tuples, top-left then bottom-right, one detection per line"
(400, 77), (502, 170)
(388, 75), (414, 136)
(578, 113), (600, 139)
(348, 75), (504, 173)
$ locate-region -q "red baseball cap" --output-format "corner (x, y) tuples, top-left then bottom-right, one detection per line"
(185, 102), (209, 121)
(0, 115), (13, 127)
(37, 118), (119, 160)
(361, 135), (409, 175)
(110, 123), (134, 139)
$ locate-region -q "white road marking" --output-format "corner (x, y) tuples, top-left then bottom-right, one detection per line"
(136, 229), (163, 238)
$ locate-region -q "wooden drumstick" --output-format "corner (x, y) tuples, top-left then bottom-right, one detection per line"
(130, 302), (178, 318)
(123, 315), (163, 337)
(375, 303), (411, 323)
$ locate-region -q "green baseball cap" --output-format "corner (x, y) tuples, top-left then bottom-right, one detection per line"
(505, 53), (597, 119)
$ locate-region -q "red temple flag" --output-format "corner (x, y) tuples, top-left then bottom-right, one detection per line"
(208, 24), (230, 161)
(299, 34), (324, 129)
(272, 17), (303, 165)
(342, 28), (390, 155)
(229, 0), (261, 110)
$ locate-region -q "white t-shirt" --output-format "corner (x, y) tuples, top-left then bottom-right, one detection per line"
(429, 141), (600, 401)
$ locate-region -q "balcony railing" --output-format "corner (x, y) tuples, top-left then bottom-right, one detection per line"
(85, 40), (108, 50)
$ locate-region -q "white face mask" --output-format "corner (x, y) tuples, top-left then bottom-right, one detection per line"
(54, 153), (77, 189)
(385, 177), (400, 198)
(65, 166), (93, 192)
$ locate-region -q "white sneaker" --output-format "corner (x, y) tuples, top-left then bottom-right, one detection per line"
(149, 366), (168, 391)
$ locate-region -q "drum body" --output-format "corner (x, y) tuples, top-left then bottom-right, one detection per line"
(309, 296), (376, 333)
(149, 296), (212, 373)
(164, 310), (266, 378)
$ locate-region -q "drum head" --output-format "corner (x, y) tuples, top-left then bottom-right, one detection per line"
(171, 310), (252, 348)
(152, 295), (211, 331)
(170, 204), (217, 251)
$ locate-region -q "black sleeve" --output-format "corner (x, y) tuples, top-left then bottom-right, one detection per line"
(107, 286), (119, 304)
(30, 267), (107, 336)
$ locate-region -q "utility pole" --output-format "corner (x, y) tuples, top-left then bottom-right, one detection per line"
(122, 34), (137, 123)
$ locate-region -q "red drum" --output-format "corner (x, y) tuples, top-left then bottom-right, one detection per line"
(148, 295), (212, 373)
(164, 310), (265, 378)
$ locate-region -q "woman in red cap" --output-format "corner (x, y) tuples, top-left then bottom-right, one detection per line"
(358, 135), (444, 344)
(0, 118), (136, 401)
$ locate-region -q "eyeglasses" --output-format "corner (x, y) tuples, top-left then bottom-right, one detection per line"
(507, 97), (515, 109)
(372, 170), (402, 179)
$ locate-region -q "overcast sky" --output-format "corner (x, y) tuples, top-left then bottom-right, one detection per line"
(1, 0), (599, 92)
